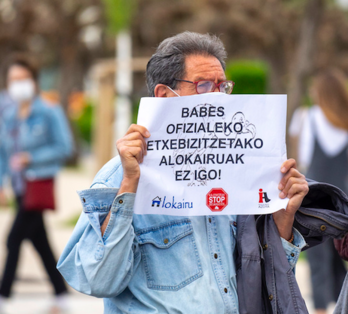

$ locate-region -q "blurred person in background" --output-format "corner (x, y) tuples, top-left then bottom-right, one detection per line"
(0, 90), (15, 206)
(289, 68), (348, 314)
(0, 55), (73, 314)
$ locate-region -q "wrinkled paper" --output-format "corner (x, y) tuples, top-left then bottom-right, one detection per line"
(133, 93), (289, 215)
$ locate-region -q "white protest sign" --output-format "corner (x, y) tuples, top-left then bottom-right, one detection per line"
(134, 93), (289, 216)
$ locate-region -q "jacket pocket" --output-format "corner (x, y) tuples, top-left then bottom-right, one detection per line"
(136, 219), (203, 291)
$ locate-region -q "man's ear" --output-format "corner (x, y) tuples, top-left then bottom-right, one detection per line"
(154, 84), (169, 98)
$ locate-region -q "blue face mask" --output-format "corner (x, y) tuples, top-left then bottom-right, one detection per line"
(166, 86), (181, 97)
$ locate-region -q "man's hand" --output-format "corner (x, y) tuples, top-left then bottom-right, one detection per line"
(0, 189), (8, 207)
(101, 124), (150, 235)
(10, 152), (31, 171)
(116, 124), (150, 194)
(272, 159), (309, 241)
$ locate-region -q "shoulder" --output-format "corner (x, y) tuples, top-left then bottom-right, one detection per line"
(289, 106), (311, 137)
(311, 105), (322, 119)
(34, 98), (67, 122)
(35, 97), (61, 113)
(90, 156), (124, 188)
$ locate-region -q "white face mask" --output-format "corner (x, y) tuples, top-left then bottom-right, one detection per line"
(8, 79), (36, 103)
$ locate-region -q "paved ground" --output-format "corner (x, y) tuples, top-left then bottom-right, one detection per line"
(0, 158), (338, 313)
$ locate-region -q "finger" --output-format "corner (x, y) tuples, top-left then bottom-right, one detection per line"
(123, 131), (146, 141)
(122, 135), (147, 153)
(117, 133), (147, 156)
(118, 145), (142, 164)
(126, 146), (143, 164)
(286, 183), (308, 199)
(124, 140), (146, 157)
(124, 139), (145, 148)
(280, 158), (297, 174)
(286, 192), (307, 214)
(279, 177), (306, 198)
(278, 168), (304, 190)
(281, 181), (308, 201)
(124, 133), (147, 155)
(125, 124), (150, 138)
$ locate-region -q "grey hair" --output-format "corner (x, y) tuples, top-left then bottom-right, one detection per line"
(146, 32), (227, 97)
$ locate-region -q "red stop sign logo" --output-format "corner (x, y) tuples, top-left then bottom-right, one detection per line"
(206, 188), (228, 212)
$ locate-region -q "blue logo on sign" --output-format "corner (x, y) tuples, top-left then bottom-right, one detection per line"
(151, 196), (193, 209)
(151, 196), (161, 207)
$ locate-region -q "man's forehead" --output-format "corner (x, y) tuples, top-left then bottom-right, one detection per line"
(184, 54), (226, 81)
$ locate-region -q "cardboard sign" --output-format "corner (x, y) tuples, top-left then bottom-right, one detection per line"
(133, 93), (289, 215)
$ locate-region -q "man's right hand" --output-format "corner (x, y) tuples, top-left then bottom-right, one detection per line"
(101, 124), (150, 235)
(116, 124), (150, 194)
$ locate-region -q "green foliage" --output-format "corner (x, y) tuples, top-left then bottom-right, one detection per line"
(132, 98), (140, 124)
(225, 60), (269, 94)
(73, 101), (94, 145)
(0, 197), (15, 212)
(302, 94), (313, 108)
(102, 0), (137, 33)
(299, 251), (306, 261)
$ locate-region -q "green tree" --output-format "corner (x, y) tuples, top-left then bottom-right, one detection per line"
(102, 0), (136, 33)
(225, 60), (269, 94)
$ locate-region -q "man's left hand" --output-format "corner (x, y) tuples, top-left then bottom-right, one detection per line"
(272, 159), (309, 241)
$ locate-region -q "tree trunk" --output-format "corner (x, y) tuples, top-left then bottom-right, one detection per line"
(59, 47), (85, 110)
(266, 52), (288, 94)
(58, 46), (86, 165)
(287, 0), (325, 158)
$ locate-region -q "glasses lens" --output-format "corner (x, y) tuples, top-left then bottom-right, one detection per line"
(197, 81), (215, 94)
(219, 81), (233, 94)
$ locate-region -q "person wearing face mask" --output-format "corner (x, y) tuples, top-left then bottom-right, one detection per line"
(289, 69), (348, 314)
(0, 90), (15, 207)
(0, 55), (73, 314)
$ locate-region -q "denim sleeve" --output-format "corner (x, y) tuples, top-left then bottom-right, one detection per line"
(0, 130), (8, 188)
(281, 227), (306, 272)
(57, 187), (139, 298)
(30, 106), (73, 165)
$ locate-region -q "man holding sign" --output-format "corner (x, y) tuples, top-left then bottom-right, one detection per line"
(58, 32), (348, 314)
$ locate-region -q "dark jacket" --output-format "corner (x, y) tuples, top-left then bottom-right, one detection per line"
(237, 180), (348, 314)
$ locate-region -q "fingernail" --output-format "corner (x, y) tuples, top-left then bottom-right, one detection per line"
(145, 131), (150, 137)
(278, 183), (283, 190)
(280, 192), (285, 198)
(281, 167), (286, 173)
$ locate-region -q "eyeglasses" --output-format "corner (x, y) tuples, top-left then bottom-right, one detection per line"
(174, 79), (235, 94)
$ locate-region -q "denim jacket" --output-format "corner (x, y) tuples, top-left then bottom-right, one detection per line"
(0, 91), (14, 121)
(57, 156), (347, 314)
(0, 96), (73, 188)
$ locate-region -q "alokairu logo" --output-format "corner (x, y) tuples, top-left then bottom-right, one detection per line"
(258, 189), (271, 208)
(151, 196), (193, 209)
(151, 197), (161, 207)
